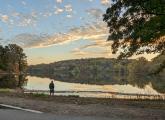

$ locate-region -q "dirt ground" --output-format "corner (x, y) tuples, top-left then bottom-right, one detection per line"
(0, 92), (165, 120)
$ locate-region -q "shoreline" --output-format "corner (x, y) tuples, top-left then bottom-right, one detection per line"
(0, 91), (165, 119)
(24, 90), (165, 100)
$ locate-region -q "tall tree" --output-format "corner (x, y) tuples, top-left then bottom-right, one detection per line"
(8, 44), (27, 73)
(0, 44), (27, 74)
(0, 45), (5, 70)
(103, 0), (165, 58)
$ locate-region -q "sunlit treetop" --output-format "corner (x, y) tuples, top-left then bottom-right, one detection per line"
(103, 0), (165, 58)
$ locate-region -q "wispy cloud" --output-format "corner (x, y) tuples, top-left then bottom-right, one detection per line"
(0, 11), (39, 27)
(11, 22), (109, 48)
(86, 8), (103, 19)
(1, 15), (9, 23)
(100, 0), (110, 6)
(56, 0), (63, 4)
(65, 4), (73, 12)
(79, 40), (111, 50)
(21, 1), (27, 6)
(66, 14), (72, 18)
(70, 34), (113, 58)
(54, 7), (64, 14)
(71, 48), (90, 56)
(71, 46), (113, 58)
(10, 20), (113, 58)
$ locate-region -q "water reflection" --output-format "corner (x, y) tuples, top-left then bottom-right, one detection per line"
(0, 74), (164, 99)
(0, 74), (27, 89)
(29, 73), (165, 94)
(25, 76), (163, 95)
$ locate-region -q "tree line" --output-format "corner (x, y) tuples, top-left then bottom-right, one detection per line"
(28, 56), (165, 93)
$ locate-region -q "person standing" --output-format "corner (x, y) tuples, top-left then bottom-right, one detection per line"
(49, 81), (55, 96)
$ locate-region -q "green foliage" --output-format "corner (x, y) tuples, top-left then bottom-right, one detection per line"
(103, 0), (165, 58)
(149, 51), (165, 74)
(0, 88), (14, 92)
(31, 93), (48, 97)
(127, 57), (149, 74)
(70, 66), (80, 77)
(28, 58), (165, 93)
(0, 44), (27, 73)
(0, 74), (27, 89)
(127, 53), (165, 76)
(28, 58), (131, 84)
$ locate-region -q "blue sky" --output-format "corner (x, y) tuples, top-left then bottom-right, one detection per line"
(0, 0), (156, 65)
(0, 0), (107, 37)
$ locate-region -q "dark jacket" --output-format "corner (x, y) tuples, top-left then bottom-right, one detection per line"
(49, 82), (54, 90)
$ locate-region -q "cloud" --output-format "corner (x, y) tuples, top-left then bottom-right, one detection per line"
(2, 11), (39, 27)
(64, 4), (73, 12)
(11, 20), (113, 58)
(79, 40), (111, 50)
(70, 34), (113, 58)
(18, 18), (36, 27)
(66, 14), (72, 18)
(21, 1), (27, 6)
(1, 10), (52, 27)
(12, 33), (46, 47)
(42, 12), (52, 17)
(15, 12), (38, 27)
(71, 48), (90, 56)
(54, 7), (64, 14)
(11, 22), (109, 48)
(56, 0), (63, 3)
(71, 46), (113, 58)
(100, 0), (110, 6)
(1, 15), (9, 23)
(86, 8), (103, 19)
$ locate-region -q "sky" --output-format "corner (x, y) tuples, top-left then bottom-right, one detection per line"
(0, 0), (157, 65)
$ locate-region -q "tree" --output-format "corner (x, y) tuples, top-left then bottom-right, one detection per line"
(0, 44), (27, 74)
(127, 57), (149, 74)
(103, 0), (165, 58)
(148, 51), (165, 74)
(0, 45), (6, 70)
(8, 44), (27, 73)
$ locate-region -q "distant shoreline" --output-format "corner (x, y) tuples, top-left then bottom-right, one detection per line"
(0, 73), (25, 75)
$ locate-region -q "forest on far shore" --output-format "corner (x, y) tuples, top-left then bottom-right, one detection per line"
(28, 51), (165, 76)
(28, 52), (165, 93)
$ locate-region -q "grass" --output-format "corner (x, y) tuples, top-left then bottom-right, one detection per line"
(29, 93), (79, 99)
(30, 93), (49, 97)
(0, 88), (14, 92)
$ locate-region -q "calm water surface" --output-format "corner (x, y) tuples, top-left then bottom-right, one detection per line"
(24, 76), (164, 98)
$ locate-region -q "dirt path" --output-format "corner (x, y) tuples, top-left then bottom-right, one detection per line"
(0, 93), (165, 120)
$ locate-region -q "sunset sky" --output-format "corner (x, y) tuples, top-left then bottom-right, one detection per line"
(0, 0), (157, 65)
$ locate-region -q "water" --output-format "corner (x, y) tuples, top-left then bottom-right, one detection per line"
(24, 76), (165, 98)
(0, 74), (164, 99)
(0, 74), (27, 89)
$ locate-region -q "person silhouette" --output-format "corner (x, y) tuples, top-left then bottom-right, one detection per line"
(49, 81), (54, 96)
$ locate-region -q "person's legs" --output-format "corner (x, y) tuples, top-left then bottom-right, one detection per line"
(50, 89), (54, 96)
(52, 89), (54, 96)
(50, 90), (51, 96)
